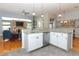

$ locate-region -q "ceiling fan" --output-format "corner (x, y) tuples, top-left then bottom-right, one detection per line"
(22, 9), (30, 16)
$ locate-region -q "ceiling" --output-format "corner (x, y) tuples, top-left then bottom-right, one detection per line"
(0, 3), (79, 18)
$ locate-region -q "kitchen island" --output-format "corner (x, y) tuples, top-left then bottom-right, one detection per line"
(22, 28), (73, 52)
(22, 30), (43, 52)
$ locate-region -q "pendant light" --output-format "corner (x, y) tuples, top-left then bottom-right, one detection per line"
(32, 3), (36, 16)
(41, 3), (44, 18)
(41, 14), (44, 18)
(58, 4), (62, 17)
(58, 14), (62, 17)
(32, 12), (36, 16)
(32, 3), (36, 30)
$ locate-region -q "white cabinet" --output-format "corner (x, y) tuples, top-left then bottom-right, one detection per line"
(57, 33), (68, 50)
(22, 31), (43, 52)
(50, 32), (58, 46)
(28, 33), (43, 51)
(50, 32), (72, 51)
(58, 33), (68, 50)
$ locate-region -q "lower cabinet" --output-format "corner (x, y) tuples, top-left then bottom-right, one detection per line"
(58, 36), (68, 50)
(50, 32), (71, 51)
(28, 33), (43, 52)
(50, 32), (58, 46)
(22, 32), (43, 52)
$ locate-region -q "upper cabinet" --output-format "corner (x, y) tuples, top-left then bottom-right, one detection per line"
(56, 20), (75, 28)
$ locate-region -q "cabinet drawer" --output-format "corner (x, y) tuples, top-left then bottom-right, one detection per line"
(28, 40), (43, 51)
(28, 33), (43, 43)
(28, 33), (43, 51)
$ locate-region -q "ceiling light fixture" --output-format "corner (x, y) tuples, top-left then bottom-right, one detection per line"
(32, 3), (36, 16)
(58, 14), (62, 17)
(41, 14), (44, 18)
(32, 12), (36, 16)
(58, 4), (62, 17)
(41, 3), (44, 18)
(60, 20), (63, 23)
(64, 20), (68, 23)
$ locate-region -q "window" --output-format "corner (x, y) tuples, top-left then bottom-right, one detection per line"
(2, 21), (11, 31)
(3, 26), (11, 30)
(27, 22), (32, 29)
(2, 22), (10, 25)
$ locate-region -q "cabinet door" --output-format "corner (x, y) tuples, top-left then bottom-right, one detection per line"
(58, 33), (68, 50)
(28, 33), (43, 51)
(50, 32), (58, 46)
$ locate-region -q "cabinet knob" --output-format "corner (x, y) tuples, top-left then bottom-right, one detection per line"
(36, 37), (39, 39)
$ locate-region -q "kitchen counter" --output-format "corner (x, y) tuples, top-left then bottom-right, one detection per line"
(22, 28), (74, 34)
(22, 28), (73, 51)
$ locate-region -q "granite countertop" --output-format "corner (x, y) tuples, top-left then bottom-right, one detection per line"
(22, 28), (74, 34)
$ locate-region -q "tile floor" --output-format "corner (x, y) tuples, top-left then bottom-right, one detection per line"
(2, 45), (79, 56)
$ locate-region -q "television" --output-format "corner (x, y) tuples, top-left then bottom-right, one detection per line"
(16, 21), (24, 27)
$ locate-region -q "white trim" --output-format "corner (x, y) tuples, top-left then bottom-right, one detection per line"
(2, 17), (32, 22)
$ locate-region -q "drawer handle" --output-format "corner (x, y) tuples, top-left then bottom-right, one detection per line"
(36, 37), (39, 39)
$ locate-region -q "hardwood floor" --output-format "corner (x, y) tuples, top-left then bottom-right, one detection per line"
(0, 39), (22, 55)
(73, 37), (79, 52)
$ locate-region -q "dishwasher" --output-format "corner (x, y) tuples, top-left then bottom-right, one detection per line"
(43, 32), (50, 46)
